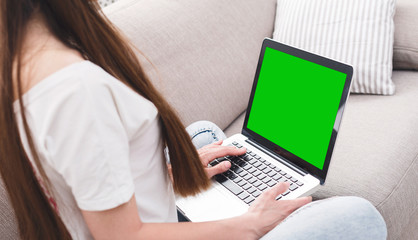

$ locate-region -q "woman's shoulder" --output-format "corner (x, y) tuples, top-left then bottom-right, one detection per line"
(19, 47), (85, 94)
(18, 57), (157, 118)
(17, 60), (102, 107)
(20, 44), (132, 102)
(20, 54), (126, 100)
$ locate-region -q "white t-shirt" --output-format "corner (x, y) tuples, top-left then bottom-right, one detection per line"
(14, 61), (177, 239)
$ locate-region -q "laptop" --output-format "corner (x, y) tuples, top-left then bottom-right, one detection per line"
(176, 38), (353, 222)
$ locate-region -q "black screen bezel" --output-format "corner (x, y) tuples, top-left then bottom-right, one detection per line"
(242, 39), (353, 184)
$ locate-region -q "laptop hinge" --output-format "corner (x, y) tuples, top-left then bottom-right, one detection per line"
(245, 138), (308, 176)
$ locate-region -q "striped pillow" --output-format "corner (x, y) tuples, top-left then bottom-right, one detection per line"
(273, 0), (396, 95)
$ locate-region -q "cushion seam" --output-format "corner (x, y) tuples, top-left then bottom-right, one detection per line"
(393, 46), (418, 53)
(223, 110), (246, 132)
(376, 152), (418, 208)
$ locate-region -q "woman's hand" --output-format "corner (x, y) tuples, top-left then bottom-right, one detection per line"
(197, 140), (246, 179)
(198, 142), (312, 238)
(244, 182), (312, 239)
(166, 140), (245, 181)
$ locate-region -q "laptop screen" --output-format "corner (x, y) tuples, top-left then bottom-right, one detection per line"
(243, 41), (352, 182)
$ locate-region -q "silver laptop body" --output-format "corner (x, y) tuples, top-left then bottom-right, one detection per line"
(176, 39), (353, 222)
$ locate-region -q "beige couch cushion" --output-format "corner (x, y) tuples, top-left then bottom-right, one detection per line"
(105, 0), (277, 130)
(0, 179), (18, 239)
(224, 70), (418, 240)
(314, 71), (418, 240)
(393, 0), (418, 70)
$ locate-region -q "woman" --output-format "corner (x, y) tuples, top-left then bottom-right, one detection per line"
(0, 0), (387, 239)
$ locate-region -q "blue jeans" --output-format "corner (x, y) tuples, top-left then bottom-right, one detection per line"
(185, 121), (387, 239)
(260, 196), (387, 240)
(185, 120), (227, 149)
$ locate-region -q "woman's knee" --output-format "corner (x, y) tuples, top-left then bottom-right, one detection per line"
(328, 196), (385, 223)
(336, 196), (387, 236)
(185, 121), (227, 149)
(305, 196), (387, 240)
(262, 196), (387, 240)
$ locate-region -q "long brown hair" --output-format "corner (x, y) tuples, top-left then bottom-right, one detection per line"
(0, 0), (210, 238)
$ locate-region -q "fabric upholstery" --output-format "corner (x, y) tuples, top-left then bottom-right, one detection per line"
(393, 0), (418, 70)
(273, 0), (396, 95)
(224, 70), (418, 240)
(104, 0), (277, 130)
(0, 178), (18, 239)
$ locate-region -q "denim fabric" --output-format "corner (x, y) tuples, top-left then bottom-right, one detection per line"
(185, 120), (227, 149)
(261, 196), (387, 240)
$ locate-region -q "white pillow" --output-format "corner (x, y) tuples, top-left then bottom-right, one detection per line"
(273, 0), (396, 95)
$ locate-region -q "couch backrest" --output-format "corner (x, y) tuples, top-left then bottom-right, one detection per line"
(105, 0), (277, 130)
(393, 0), (418, 70)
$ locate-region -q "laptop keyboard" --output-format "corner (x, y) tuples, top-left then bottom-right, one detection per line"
(209, 141), (304, 205)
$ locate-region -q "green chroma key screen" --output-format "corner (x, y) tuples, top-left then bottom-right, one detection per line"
(247, 47), (347, 170)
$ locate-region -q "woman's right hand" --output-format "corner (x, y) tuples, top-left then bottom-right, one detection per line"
(243, 182), (312, 239)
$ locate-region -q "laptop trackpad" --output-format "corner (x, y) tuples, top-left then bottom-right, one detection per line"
(176, 183), (248, 222)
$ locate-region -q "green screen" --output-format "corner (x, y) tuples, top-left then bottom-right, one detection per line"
(247, 47), (346, 170)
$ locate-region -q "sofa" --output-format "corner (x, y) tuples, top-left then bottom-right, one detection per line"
(103, 0), (418, 239)
(1, 0), (417, 239)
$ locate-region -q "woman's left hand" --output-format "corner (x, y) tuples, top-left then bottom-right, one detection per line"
(197, 140), (247, 179)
